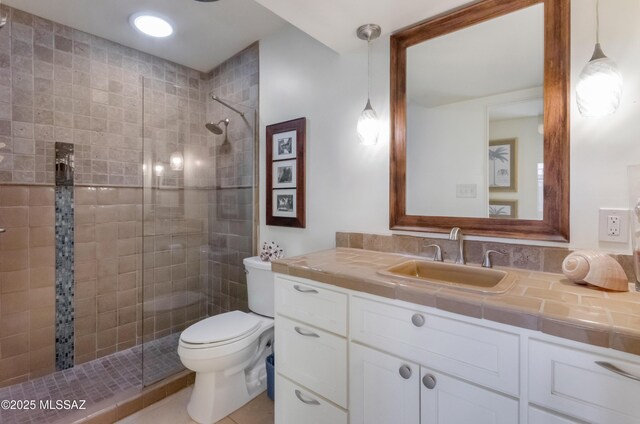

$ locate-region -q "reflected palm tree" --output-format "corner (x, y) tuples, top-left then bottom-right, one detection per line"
(489, 146), (509, 186)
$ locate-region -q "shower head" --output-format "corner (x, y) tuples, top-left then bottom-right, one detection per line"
(205, 118), (229, 135)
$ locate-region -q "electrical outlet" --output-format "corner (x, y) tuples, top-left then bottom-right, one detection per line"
(607, 215), (620, 236)
(599, 209), (629, 243)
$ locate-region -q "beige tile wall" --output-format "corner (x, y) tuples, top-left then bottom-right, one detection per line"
(74, 186), (210, 364)
(205, 44), (259, 315)
(74, 186), (142, 364)
(141, 187), (209, 343)
(0, 5), (210, 186)
(0, 185), (55, 388)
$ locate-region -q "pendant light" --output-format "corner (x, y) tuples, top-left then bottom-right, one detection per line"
(356, 24), (381, 146)
(576, 0), (623, 117)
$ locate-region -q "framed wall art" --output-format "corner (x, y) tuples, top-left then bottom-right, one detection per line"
(489, 138), (517, 192)
(489, 199), (518, 219)
(266, 117), (306, 227)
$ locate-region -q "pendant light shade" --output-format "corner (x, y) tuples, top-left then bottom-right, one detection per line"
(356, 24), (381, 146)
(357, 99), (380, 145)
(576, 1), (623, 117)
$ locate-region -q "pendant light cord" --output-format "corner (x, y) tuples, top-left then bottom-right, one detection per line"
(595, 0), (600, 43)
(367, 38), (371, 100)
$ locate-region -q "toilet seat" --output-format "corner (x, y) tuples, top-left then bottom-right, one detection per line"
(179, 311), (264, 349)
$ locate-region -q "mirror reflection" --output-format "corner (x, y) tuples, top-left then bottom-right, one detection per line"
(405, 4), (544, 220)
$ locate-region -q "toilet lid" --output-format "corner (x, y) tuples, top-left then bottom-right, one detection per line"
(180, 311), (262, 345)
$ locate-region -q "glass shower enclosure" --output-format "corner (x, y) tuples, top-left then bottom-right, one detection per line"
(140, 72), (258, 386)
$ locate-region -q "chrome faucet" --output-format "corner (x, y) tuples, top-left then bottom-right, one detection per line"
(424, 244), (443, 262)
(449, 227), (465, 264)
(482, 250), (505, 268)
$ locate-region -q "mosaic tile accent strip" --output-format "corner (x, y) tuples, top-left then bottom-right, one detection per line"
(0, 333), (184, 424)
(55, 185), (75, 371)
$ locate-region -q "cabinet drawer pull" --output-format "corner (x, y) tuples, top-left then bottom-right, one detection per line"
(411, 313), (425, 327)
(399, 365), (412, 379)
(0, 228), (5, 233)
(294, 326), (320, 338)
(595, 361), (640, 382)
(422, 373), (437, 389)
(295, 389), (320, 405)
(293, 285), (319, 294)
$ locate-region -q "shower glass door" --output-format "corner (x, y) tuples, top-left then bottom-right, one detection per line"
(141, 76), (210, 386)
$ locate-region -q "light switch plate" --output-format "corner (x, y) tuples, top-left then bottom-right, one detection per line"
(598, 208), (629, 243)
(456, 184), (477, 198)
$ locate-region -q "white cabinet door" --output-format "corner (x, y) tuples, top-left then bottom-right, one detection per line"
(528, 407), (581, 424)
(275, 315), (347, 408)
(275, 374), (347, 424)
(350, 343), (420, 424)
(421, 368), (519, 424)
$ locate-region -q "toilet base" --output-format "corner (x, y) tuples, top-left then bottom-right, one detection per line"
(187, 367), (266, 424)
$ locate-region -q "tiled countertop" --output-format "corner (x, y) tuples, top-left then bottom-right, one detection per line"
(272, 248), (640, 356)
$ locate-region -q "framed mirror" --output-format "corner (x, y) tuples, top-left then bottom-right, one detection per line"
(390, 0), (570, 241)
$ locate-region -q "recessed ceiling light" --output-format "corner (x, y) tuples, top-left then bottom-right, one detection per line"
(130, 13), (174, 38)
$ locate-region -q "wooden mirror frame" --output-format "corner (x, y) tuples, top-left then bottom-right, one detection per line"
(390, 0), (570, 241)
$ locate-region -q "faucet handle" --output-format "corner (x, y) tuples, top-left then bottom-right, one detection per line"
(425, 244), (443, 262)
(482, 250), (505, 268)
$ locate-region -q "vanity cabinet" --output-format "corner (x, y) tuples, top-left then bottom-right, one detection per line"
(274, 274), (640, 424)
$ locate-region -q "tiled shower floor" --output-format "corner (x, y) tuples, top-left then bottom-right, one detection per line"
(0, 333), (184, 424)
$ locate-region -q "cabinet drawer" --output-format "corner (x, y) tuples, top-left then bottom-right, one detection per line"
(275, 315), (347, 408)
(351, 296), (520, 396)
(275, 375), (347, 424)
(275, 275), (347, 336)
(529, 339), (640, 424)
(528, 407), (581, 424)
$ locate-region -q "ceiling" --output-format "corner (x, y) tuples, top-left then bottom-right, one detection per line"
(407, 4), (544, 108)
(4, 0), (288, 72)
(253, 0), (475, 53)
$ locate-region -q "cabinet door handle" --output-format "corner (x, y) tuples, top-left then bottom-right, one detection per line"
(595, 361), (640, 382)
(399, 365), (412, 379)
(294, 326), (320, 338)
(422, 373), (437, 389)
(295, 389), (320, 405)
(293, 285), (318, 294)
(411, 313), (425, 327)
(0, 228), (6, 233)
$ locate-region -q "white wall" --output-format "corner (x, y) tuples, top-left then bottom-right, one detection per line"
(259, 0), (640, 256)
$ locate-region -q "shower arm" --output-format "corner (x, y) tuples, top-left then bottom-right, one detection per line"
(211, 95), (245, 118)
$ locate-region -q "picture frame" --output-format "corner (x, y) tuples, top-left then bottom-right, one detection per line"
(272, 159), (297, 189)
(489, 200), (518, 219)
(266, 118), (306, 228)
(272, 130), (297, 161)
(272, 189), (297, 218)
(489, 138), (517, 192)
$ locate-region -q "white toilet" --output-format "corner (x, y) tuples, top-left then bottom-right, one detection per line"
(178, 256), (275, 424)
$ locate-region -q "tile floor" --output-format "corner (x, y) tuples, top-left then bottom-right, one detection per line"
(116, 387), (274, 424)
(0, 333), (184, 424)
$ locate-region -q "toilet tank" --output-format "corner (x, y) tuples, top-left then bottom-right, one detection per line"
(243, 256), (275, 318)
